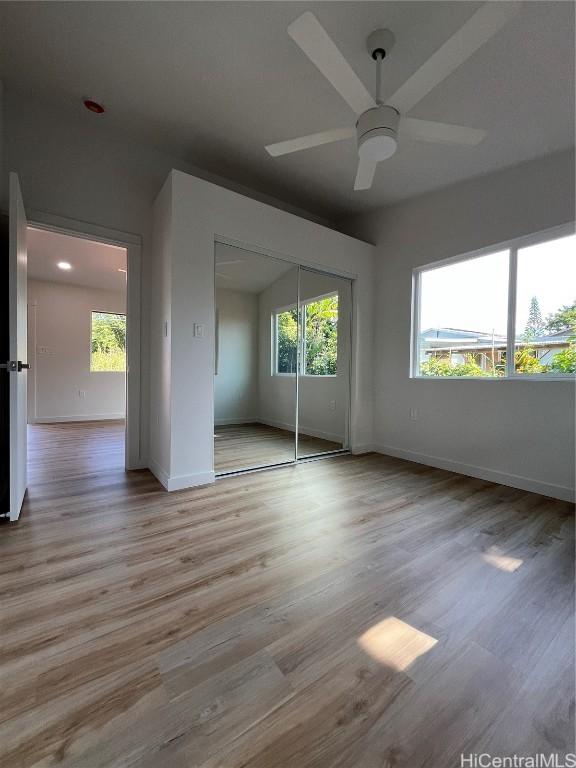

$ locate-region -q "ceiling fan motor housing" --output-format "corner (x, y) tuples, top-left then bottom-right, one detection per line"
(357, 105), (400, 161)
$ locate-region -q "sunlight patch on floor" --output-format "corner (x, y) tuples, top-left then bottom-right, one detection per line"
(357, 616), (437, 671)
(482, 546), (523, 573)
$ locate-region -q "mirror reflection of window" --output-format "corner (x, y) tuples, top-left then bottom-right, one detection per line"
(273, 293), (339, 376)
(303, 294), (338, 376)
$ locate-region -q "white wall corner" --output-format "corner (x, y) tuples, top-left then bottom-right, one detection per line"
(147, 456), (170, 490)
(351, 443), (375, 455)
(166, 471), (215, 492)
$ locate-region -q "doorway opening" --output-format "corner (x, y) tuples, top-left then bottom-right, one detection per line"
(213, 241), (352, 476)
(26, 226), (128, 480)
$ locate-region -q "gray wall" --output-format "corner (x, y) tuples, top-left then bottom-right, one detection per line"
(215, 287), (259, 425)
(343, 150), (576, 500)
(28, 280), (126, 422)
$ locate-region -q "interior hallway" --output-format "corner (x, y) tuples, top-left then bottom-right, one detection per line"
(27, 420), (125, 483)
(0, 424), (573, 766)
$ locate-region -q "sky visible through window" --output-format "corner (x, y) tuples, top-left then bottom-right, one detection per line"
(420, 235), (575, 337)
(516, 235), (576, 334)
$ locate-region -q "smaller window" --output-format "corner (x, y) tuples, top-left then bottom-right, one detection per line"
(91, 311), (126, 372)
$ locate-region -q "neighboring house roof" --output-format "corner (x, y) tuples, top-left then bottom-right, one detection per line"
(419, 326), (573, 354)
(529, 330), (572, 343)
(420, 327), (507, 341)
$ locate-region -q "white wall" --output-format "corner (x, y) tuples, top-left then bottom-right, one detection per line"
(2, 92), (336, 466)
(214, 287), (259, 424)
(343, 150), (576, 502)
(150, 170), (375, 490)
(27, 280), (126, 422)
(258, 269), (351, 443)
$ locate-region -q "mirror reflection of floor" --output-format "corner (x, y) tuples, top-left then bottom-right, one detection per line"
(214, 423), (342, 474)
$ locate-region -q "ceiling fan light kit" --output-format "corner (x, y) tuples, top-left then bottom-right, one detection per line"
(265, 3), (521, 191)
(356, 105), (399, 163)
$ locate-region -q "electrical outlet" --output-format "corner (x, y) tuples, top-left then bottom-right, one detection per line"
(78, 390), (86, 399)
(194, 323), (205, 338)
(410, 408), (418, 421)
(329, 400), (336, 411)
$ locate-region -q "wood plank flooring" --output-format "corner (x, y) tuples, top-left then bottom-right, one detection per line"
(214, 423), (343, 474)
(0, 421), (574, 767)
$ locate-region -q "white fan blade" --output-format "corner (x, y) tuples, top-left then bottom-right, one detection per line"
(215, 271), (234, 280)
(266, 127), (355, 157)
(387, 2), (521, 114)
(403, 117), (486, 146)
(216, 259), (244, 266)
(288, 12), (376, 115)
(354, 154), (378, 191)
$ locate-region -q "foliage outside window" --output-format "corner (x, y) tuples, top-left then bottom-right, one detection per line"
(275, 294), (339, 376)
(91, 311), (126, 372)
(276, 308), (299, 374)
(413, 230), (576, 378)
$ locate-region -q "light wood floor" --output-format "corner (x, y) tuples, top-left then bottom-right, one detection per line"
(0, 421), (574, 767)
(214, 422), (343, 474)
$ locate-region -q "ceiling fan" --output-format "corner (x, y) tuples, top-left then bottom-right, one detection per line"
(265, 3), (520, 191)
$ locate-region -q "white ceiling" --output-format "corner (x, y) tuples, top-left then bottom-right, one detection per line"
(27, 228), (127, 293)
(215, 242), (295, 293)
(1, 2), (574, 219)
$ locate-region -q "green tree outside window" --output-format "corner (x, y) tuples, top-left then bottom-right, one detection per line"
(91, 311), (126, 372)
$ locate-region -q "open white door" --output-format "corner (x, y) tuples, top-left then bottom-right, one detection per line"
(6, 173), (28, 521)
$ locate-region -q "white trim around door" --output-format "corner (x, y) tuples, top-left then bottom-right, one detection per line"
(26, 209), (144, 470)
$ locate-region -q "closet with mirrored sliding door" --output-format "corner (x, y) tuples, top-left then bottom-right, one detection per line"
(213, 242), (351, 476)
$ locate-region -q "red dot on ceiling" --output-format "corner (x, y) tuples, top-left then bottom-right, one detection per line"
(83, 99), (105, 114)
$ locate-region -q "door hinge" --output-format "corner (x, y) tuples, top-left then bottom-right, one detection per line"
(0, 361), (30, 372)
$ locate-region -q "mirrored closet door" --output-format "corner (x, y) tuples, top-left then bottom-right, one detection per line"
(214, 243), (297, 474)
(296, 268), (351, 459)
(214, 243), (352, 476)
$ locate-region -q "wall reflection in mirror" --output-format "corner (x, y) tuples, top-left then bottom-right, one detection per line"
(214, 242), (351, 475)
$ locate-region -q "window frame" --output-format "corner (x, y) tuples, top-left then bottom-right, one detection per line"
(272, 291), (339, 378)
(410, 222), (576, 381)
(90, 309), (127, 373)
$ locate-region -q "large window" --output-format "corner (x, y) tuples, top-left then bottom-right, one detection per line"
(274, 293), (339, 376)
(91, 311), (126, 372)
(412, 228), (576, 379)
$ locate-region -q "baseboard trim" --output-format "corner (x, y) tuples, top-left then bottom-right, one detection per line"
(31, 413), (125, 424)
(351, 444), (375, 455)
(166, 471), (215, 492)
(148, 458), (215, 492)
(214, 417), (259, 426)
(374, 444), (575, 503)
(148, 457), (170, 490)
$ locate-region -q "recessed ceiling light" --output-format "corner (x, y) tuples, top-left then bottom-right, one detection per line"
(57, 261), (72, 270)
